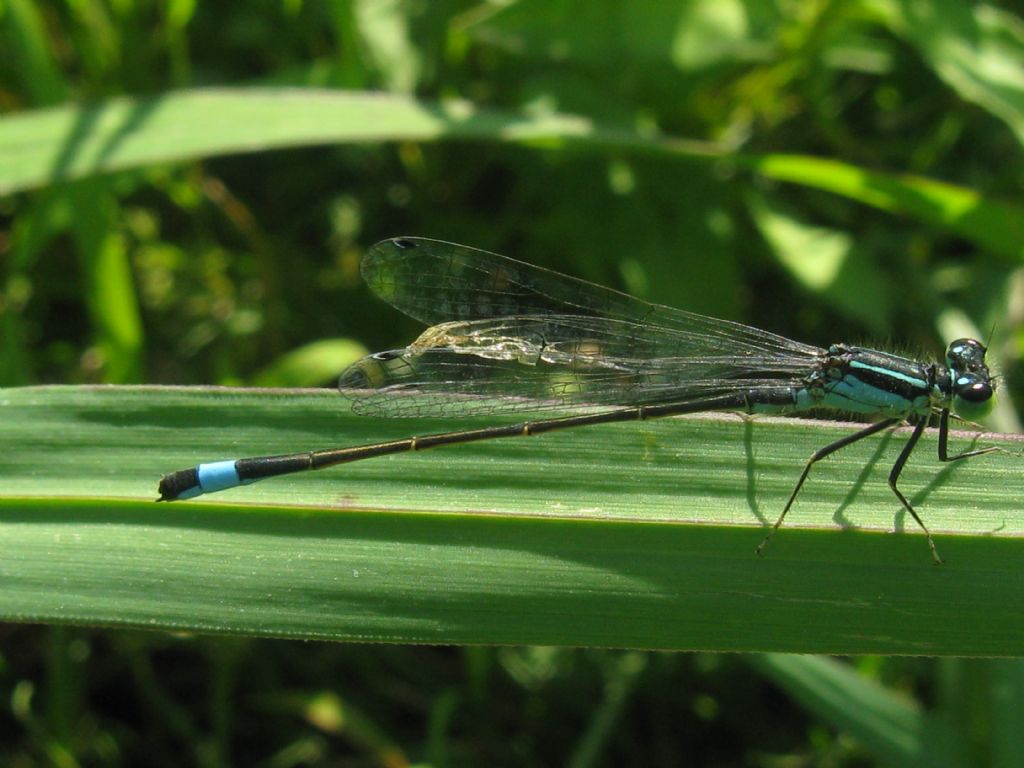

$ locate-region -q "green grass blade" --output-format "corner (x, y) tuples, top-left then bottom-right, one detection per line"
(752, 654), (971, 768)
(3, 0), (69, 104)
(67, 181), (144, 382)
(2, 385), (1023, 653)
(749, 154), (1024, 261)
(0, 89), (723, 196)
(5, 88), (1023, 265)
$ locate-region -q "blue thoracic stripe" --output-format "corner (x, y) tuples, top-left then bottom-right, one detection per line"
(830, 376), (910, 414)
(849, 359), (927, 390)
(793, 370), (933, 417)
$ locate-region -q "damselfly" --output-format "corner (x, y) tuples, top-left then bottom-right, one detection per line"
(158, 237), (1000, 563)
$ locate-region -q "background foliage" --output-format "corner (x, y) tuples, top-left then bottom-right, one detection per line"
(3, 0), (1024, 765)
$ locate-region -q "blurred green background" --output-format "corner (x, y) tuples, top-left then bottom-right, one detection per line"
(3, 0), (1024, 765)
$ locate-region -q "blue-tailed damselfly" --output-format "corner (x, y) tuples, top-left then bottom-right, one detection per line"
(158, 237), (1001, 563)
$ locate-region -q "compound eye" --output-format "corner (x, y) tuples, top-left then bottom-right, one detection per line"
(954, 373), (993, 403)
(946, 338), (987, 369)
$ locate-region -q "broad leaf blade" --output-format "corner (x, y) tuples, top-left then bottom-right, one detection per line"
(2, 385), (1023, 653)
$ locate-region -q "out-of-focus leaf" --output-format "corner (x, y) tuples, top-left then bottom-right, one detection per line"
(749, 154), (1024, 261)
(752, 655), (970, 768)
(2, 0), (68, 104)
(869, 0), (1024, 147)
(250, 339), (366, 387)
(461, 0), (780, 70)
(0, 89), (724, 196)
(355, 0), (418, 92)
(747, 191), (892, 333)
(68, 181), (143, 383)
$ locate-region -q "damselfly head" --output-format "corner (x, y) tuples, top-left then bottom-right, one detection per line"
(946, 338), (995, 417)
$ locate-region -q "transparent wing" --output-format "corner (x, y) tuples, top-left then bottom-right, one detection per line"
(340, 314), (824, 418)
(363, 237), (821, 359)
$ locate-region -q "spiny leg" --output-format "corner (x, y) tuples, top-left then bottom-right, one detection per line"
(756, 418), (899, 557)
(937, 409), (1001, 462)
(891, 409), (1005, 565)
(885, 419), (944, 565)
